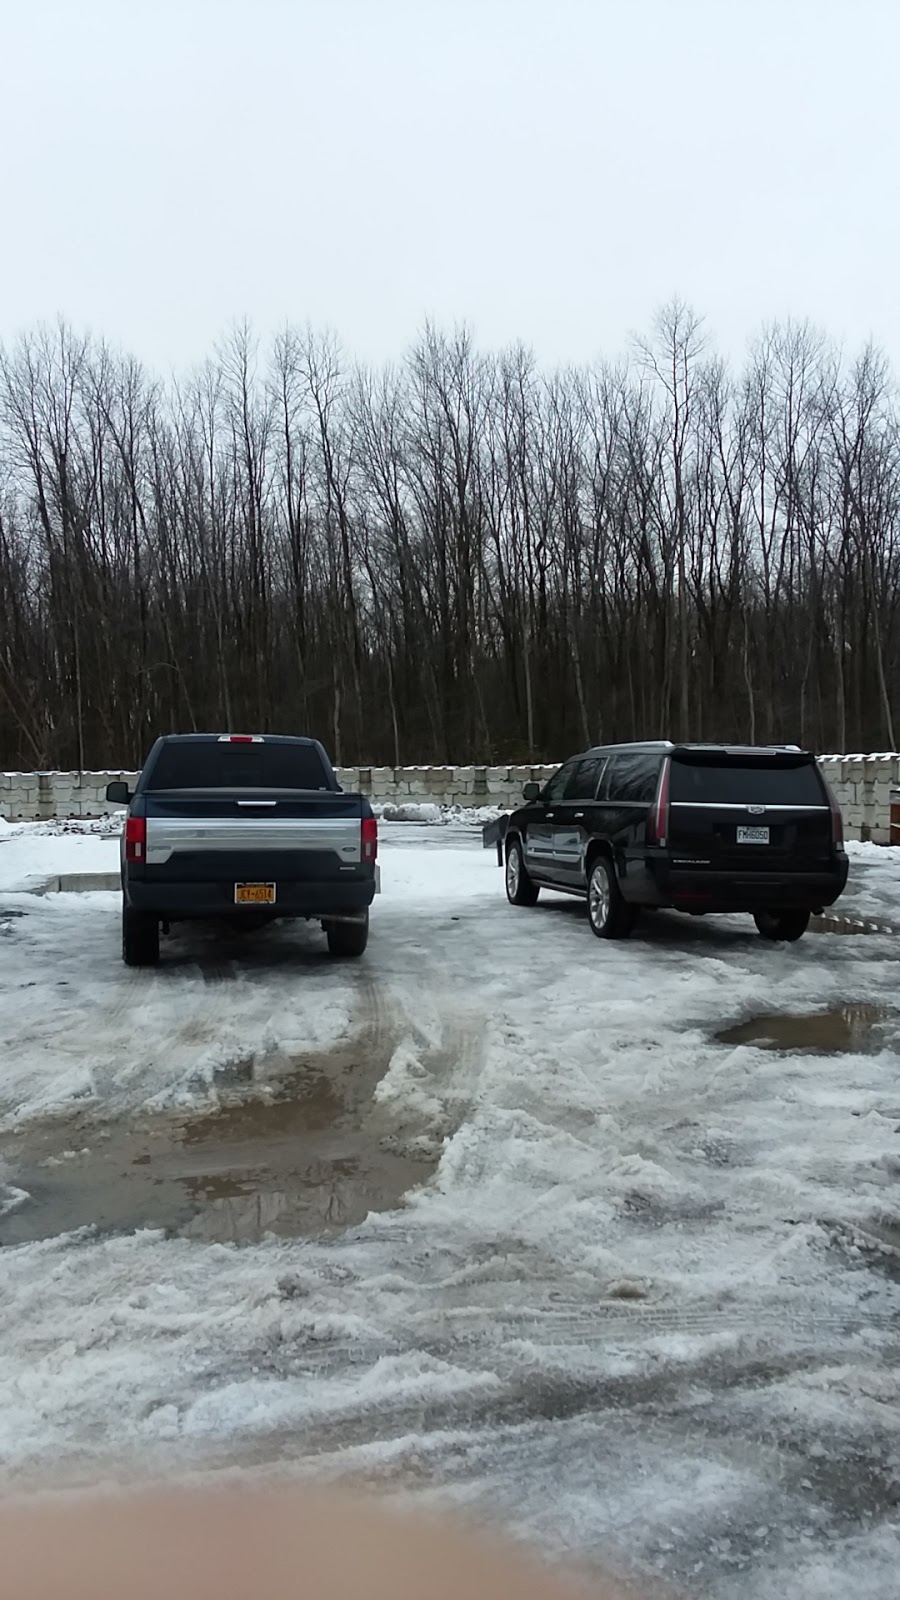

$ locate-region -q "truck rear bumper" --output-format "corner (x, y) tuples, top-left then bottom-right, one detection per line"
(124, 875), (376, 920)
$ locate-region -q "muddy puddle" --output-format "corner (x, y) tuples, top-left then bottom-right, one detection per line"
(717, 1003), (892, 1055)
(0, 1049), (437, 1248)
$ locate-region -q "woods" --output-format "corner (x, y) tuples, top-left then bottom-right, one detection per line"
(1, 304), (899, 771)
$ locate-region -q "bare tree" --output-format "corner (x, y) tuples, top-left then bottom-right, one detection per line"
(1, 311), (899, 771)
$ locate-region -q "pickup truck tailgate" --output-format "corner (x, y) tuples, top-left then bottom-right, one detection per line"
(140, 790), (363, 882)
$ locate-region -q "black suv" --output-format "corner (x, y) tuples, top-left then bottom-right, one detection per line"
(503, 742), (848, 942)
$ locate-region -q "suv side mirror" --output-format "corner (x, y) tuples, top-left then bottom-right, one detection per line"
(106, 781), (132, 805)
(522, 781), (542, 803)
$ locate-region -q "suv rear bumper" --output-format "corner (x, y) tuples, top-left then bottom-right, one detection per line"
(124, 876), (376, 920)
(652, 860), (849, 912)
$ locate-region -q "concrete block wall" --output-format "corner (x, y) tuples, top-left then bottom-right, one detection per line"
(1, 757), (897, 842)
(0, 770), (137, 822)
(344, 765), (558, 811)
(0, 765), (561, 822)
(817, 754), (900, 845)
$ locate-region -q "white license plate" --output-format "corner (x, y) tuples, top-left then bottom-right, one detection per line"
(736, 825), (770, 846)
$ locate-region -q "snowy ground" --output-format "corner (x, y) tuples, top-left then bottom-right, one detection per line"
(1, 818), (899, 1597)
(837, 840), (900, 926)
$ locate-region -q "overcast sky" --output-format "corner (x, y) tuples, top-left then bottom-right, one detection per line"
(1, 0), (897, 374)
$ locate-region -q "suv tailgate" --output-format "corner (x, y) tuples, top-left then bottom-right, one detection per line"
(667, 751), (833, 870)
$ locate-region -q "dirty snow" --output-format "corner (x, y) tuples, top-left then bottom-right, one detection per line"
(374, 801), (503, 826)
(1, 825), (899, 1596)
(841, 840), (900, 923)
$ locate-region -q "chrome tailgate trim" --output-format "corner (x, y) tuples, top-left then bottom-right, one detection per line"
(145, 814), (361, 865)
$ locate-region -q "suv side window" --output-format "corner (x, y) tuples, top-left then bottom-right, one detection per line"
(542, 761), (578, 804)
(600, 752), (662, 803)
(564, 757), (606, 802)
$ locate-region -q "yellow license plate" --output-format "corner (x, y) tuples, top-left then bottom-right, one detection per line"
(235, 883), (276, 905)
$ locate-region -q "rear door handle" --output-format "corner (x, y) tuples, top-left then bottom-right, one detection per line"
(574, 812), (584, 819)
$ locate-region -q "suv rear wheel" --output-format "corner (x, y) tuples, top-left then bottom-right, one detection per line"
(587, 855), (634, 940)
(505, 839), (539, 907)
(754, 909), (810, 943)
(122, 905), (160, 967)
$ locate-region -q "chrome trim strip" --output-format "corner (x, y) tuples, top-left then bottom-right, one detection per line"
(669, 803), (829, 811)
(145, 814), (361, 865)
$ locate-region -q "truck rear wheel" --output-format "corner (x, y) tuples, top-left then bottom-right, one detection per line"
(325, 914), (369, 959)
(122, 905), (160, 967)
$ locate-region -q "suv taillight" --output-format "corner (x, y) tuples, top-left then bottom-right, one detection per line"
(826, 784), (844, 849)
(362, 816), (378, 863)
(648, 757), (671, 847)
(125, 816), (146, 863)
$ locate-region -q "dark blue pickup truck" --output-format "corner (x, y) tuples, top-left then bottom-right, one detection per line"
(106, 734), (378, 966)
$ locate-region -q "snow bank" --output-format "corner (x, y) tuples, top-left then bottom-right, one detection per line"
(376, 801), (503, 826)
(0, 828), (120, 893)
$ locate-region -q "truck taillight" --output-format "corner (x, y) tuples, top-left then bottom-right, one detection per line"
(648, 757), (671, 847)
(362, 816), (378, 863)
(125, 816), (146, 862)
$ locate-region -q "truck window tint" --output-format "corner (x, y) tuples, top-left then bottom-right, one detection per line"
(564, 758), (605, 802)
(601, 752), (661, 803)
(669, 759), (824, 806)
(146, 743), (329, 791)
(542, 762), (577, 803)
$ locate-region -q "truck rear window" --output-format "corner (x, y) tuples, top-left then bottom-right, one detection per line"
(146, 743), (330, 791)
(670, 759), (824, 807)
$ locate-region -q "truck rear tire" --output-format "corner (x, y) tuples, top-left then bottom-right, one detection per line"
(325, 914), (369, 959)
(122, 905), (160, 967)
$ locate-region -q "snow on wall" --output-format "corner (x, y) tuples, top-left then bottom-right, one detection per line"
(1, 756), (898, 841)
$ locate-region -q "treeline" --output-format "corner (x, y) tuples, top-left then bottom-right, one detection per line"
(1, 304), (899, 771)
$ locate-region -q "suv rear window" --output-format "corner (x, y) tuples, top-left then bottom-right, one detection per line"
(146, 742), (330, 791)
(670, 758), (824, 807)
